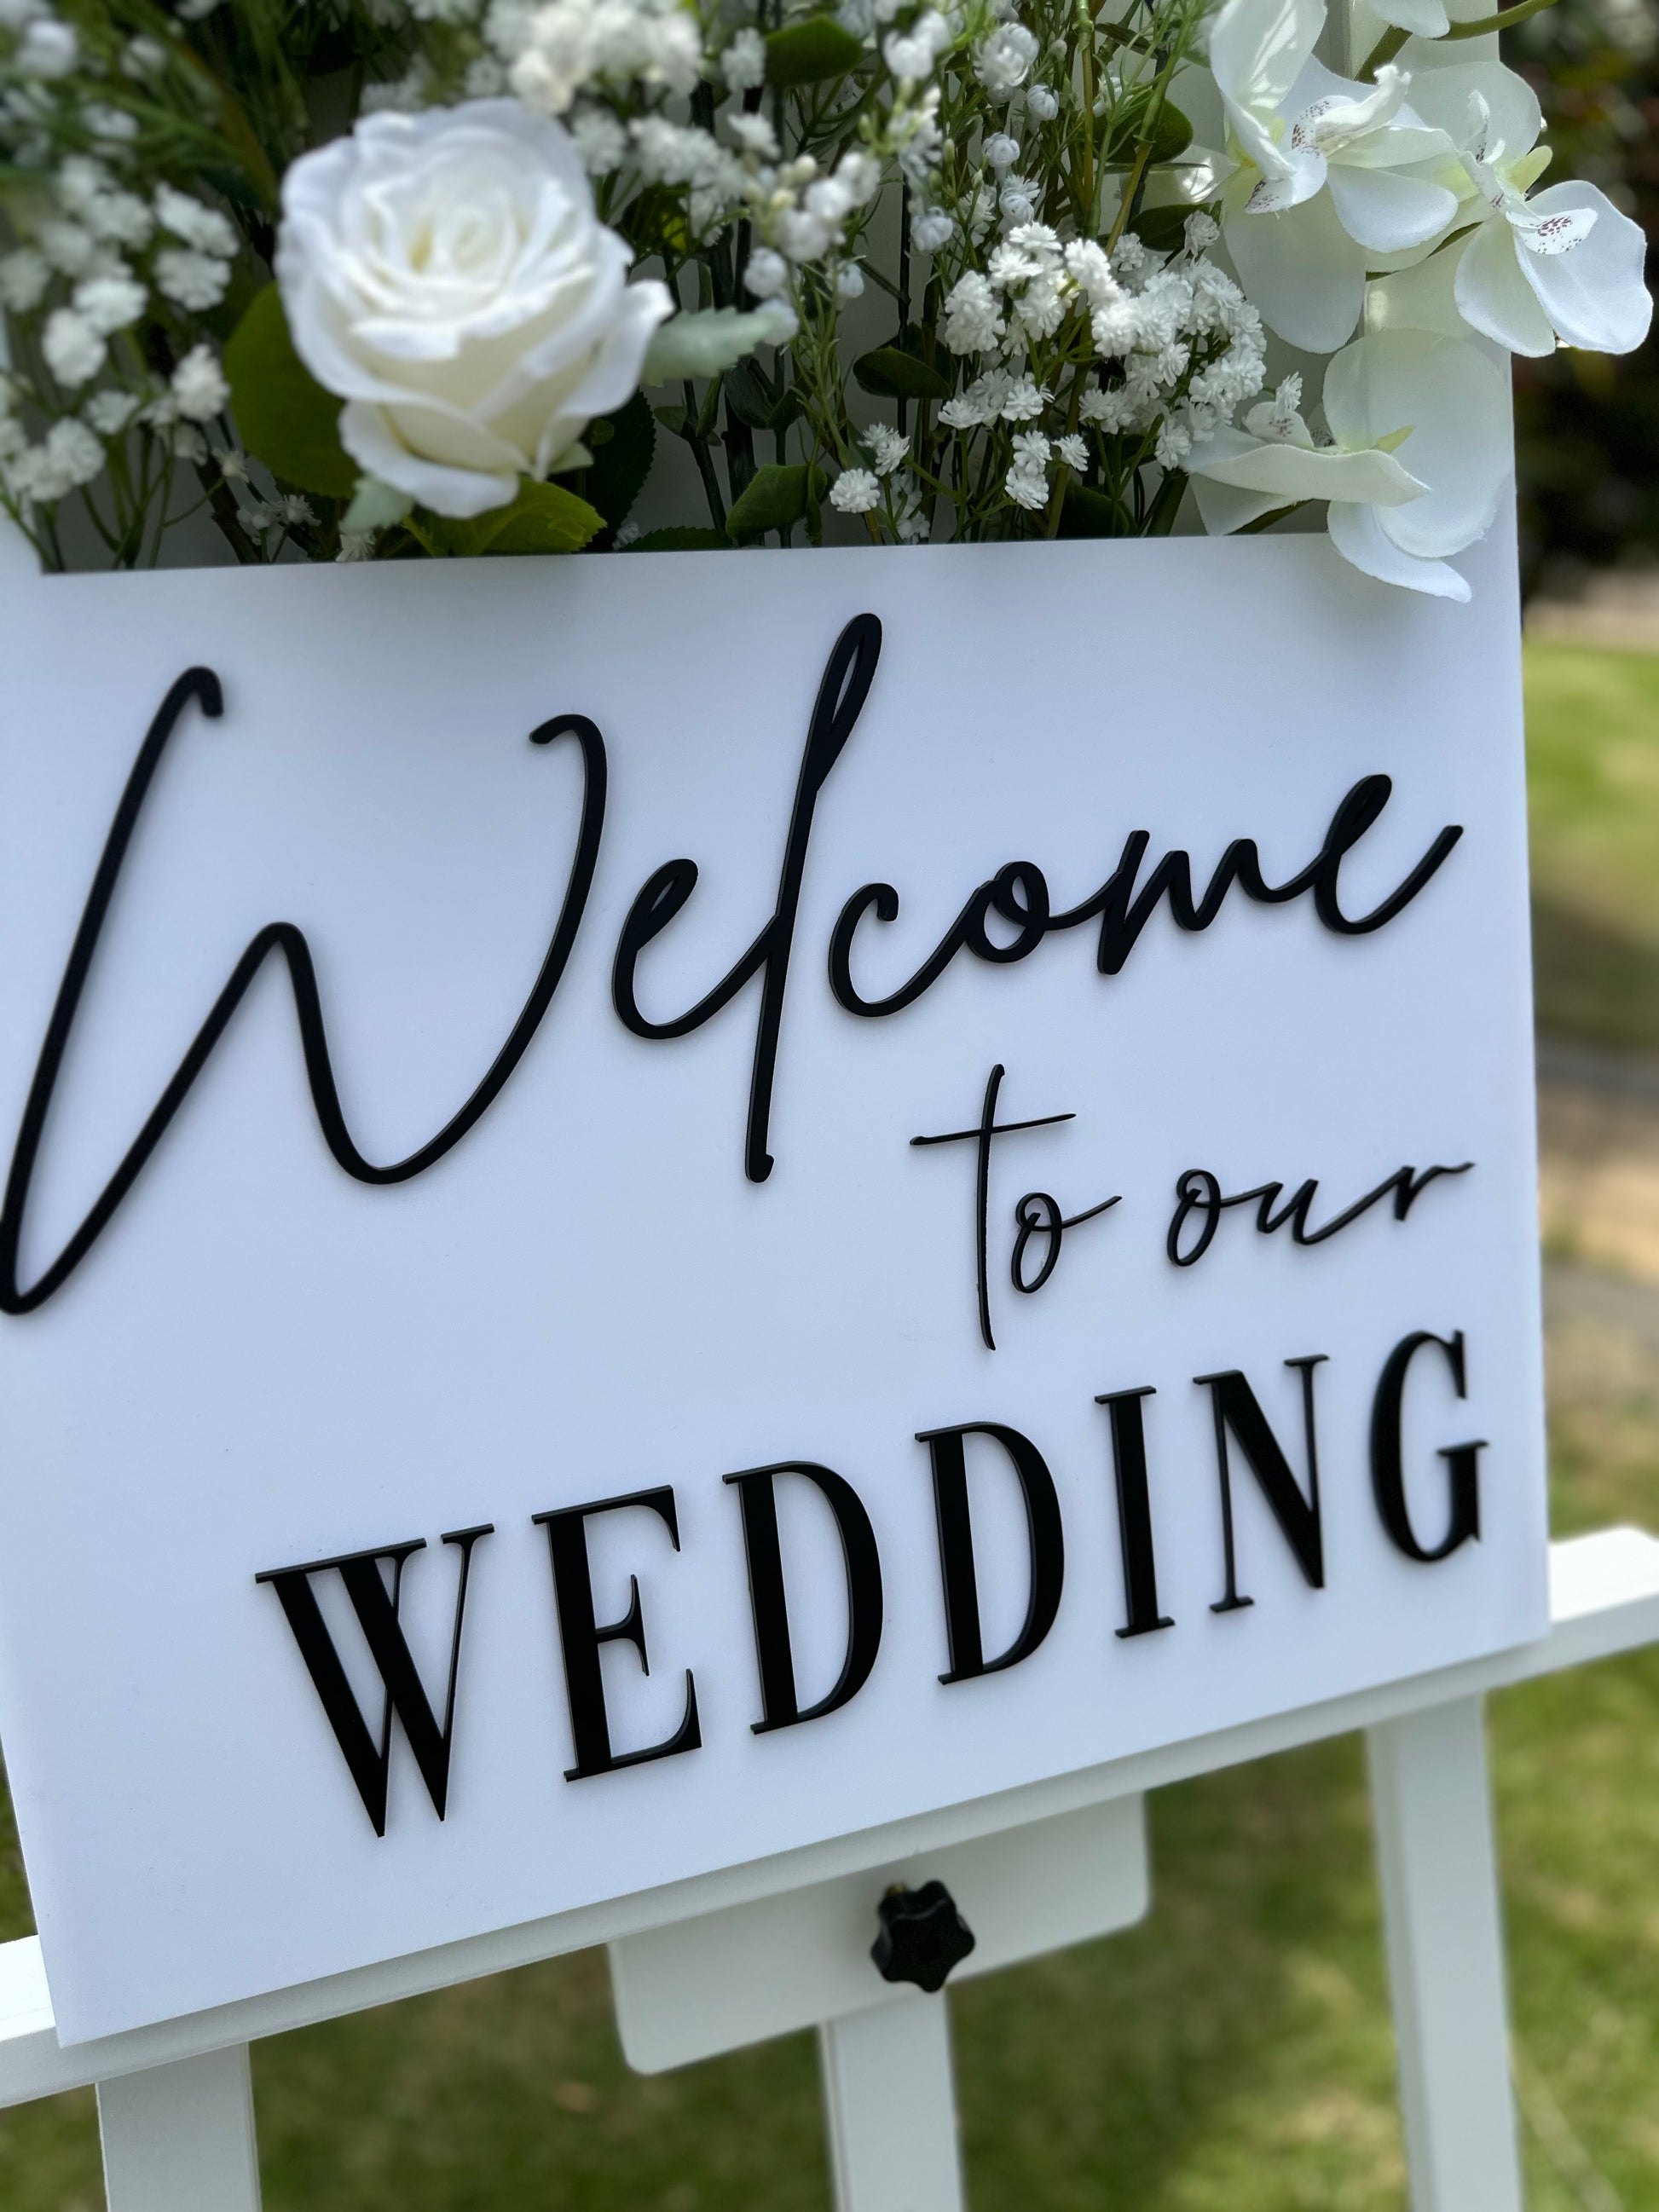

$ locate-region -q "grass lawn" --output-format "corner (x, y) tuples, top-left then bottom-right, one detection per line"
(1529, 641), (1659, 1054)
(1, 641), (1657, 2209)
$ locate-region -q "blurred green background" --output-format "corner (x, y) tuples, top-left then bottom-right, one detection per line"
(0, 641), (1654, 2209)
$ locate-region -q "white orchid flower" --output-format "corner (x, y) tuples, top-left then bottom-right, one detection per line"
(1188, 330), (1512, 601)
(1209, 0), (1459, 350)
(1360, 0), (1496, 44)
(1402, 57), (1652, 355)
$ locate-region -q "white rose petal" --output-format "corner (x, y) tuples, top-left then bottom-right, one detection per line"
(275, 100), (672, 519)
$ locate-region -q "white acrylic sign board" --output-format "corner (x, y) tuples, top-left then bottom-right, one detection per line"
(0, 534), (1545, 2043)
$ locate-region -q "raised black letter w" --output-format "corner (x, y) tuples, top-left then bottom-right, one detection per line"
(257, 1526), (492, 1837)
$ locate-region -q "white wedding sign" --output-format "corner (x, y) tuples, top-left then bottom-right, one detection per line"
(0, 534), (1545, 2043)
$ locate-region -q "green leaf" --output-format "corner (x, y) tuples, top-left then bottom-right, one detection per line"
(765, 14), (865, 83)
(652, 403), (689, 436)
(425, 478), (604, 557)
(1100, 95), (1193, 170)
(853, 345), (952, 401)
(645, 306), (792, 383)
(224, 284), (357, 500)
(724, 360), (805, 433)
(583, 392), (656, 531)
(627, 186), (691, 260)
(1057, 482), (1128, 540)
(624, 527), (733, 551)
(1134, 203), (1194, 254)
(725, 462), (827, 539)
(1149, 101), (1194, 164)
(342, 476), (415, 532)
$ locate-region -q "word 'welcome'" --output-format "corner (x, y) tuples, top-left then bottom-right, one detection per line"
(0, 618), (1461, 1315)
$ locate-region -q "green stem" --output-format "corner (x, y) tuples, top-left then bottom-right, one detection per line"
(1360, 0), (1558, 78)
(1237, 500), (1307, 534)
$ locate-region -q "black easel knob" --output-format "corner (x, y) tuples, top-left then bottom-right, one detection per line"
(870, 1880), (976, 1994)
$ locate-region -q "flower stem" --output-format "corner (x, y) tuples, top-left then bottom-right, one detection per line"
(1359, 0), (1558, 78)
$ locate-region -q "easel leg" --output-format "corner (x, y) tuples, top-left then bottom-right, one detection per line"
(818, 1994), (967, 2212)
(97, 2044), (263, 2212)
(1367, 1698), (1524, 2212)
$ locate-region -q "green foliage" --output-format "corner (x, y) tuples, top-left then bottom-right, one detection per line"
(223, 284), (357, 500)
(724, 360), (804, 434)
(1100, 91), (1192, 166)
(623, 185), (691, 260)
(418, 479), (604, 557)
(624, 527), (732, 550)
(1134, 201), (1194, 253)
(581, 393), (655, 532)
(763, 14), (865, 84)
(1056, 481), (1125, 537)
(724, 462), (826, 538)
(1507, 0), (1659, 586)
(853, 342), (951, 402)
(1526, 641), (1659, 1052)
(645, 307), (791, 383)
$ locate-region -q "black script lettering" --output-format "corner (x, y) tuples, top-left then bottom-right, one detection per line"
(257, 1524), (492, 1838)
(611, 614), (882, 1185)
(1095, 1386), (1175, 1639)
(1011, 1188), (1119, 1294)
(830, 774), (1462, 1014)
(911, 1064), (1117, 1349)
(0, 671), (606, 1315)
(1370, 1331), (1485, 1562)
(918, 1422), (1064, 1683)
(724, 1461), (883, 1732)
(535, 1488), (701, 1781)
(1167, 1161), (1474, 1267)
(1197, 1358), (1327, 1612)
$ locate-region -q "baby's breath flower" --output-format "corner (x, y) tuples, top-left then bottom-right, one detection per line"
(0, 246), (49, 310)
(864, 423), (909, 474)
(84, 388), (138, 435)
(974, 21), (1037, 97)
(1004, 428), (1049, 508)
(153, 184), (239, 258)
(154, 247), (230, 310)
(42, 307), (104, 387)
(941, 270), (1003, 354)
(830, 465), (881, 513)
(744, 245), (789, 299)
(720, 25), (766, 89)
(171, 344), (229, 422)
(73, 269), (144, 335)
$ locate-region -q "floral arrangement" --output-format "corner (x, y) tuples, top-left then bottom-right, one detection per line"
(0, 0), (1650, 597)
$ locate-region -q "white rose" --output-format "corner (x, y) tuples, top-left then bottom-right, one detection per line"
(275, 99), (673, 518)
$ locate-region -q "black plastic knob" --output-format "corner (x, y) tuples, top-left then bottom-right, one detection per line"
(870, 1880), (977, 1994)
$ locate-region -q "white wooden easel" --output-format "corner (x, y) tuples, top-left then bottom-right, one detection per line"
(0, 1525), (1656, 2210)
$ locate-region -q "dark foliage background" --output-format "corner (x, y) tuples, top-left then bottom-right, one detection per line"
(1513, 0), (1659, 592)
